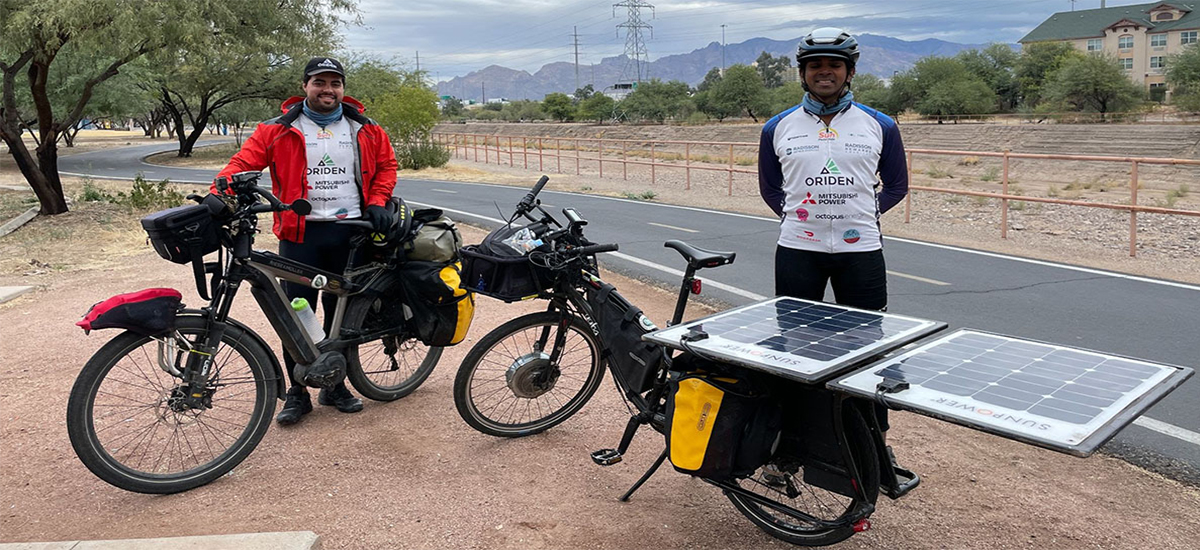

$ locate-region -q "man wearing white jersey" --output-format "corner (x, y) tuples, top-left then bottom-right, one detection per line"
(758, 28), (907, 312)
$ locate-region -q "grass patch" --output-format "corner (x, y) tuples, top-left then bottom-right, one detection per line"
(957, 156), (980, 166)
(980, 166), (999, 182)
(925, 163), (953, 179)
(621, 190), (657, 201)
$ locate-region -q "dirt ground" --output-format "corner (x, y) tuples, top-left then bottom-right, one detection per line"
(2, 131), (1200, 549)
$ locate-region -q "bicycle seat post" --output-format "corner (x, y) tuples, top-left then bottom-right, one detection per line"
(670, 264), (699, 327)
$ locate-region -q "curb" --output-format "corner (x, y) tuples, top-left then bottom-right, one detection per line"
(0, 286), (33, 305)
(0, 206), (38, 238)
(0, 531), (321, 550)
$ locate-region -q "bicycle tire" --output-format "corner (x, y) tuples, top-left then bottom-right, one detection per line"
(453, 311), (605, 437)
(66, 316), (277, 494)
(725, 403), (880, 547)
(343, 296), (443, 402)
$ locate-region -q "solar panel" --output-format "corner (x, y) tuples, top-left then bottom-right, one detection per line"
(829, 329), (1195, 457)
(644, 297), (946, 383)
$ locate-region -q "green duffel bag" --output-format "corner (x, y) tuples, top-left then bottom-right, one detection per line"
(404, 209), (463, 263)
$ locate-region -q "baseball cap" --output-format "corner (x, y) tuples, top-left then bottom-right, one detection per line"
(304, 57), (345, 78)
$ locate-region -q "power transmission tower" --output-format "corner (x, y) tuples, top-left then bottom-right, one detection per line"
(721, 24), (727, 76)
(572, 26), (582, 92)
(613, 0), (654, 84)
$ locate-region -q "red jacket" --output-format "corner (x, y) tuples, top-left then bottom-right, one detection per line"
(215, 96), (398, 243)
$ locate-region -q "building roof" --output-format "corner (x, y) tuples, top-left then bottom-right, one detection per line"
(1020, 2), (1200, 43)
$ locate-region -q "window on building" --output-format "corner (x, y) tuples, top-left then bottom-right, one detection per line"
(1120, 57), (1134, 70)
(1151, 34), (1168, 47)
(1118, 35), (1134, 49)
(1151, 56), (1166, 69)
(1183, 31), (1198, 45)
(1087, 38), (1103, 51)
(1156, 12), (1175, 21)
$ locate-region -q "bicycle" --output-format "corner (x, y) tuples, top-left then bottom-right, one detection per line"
(68, 171), (442, 494)
(451, 176), (931, 546)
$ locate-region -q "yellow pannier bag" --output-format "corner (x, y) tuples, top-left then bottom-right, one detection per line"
(665, 369), (781, 480)
(398, 260), (475, 346)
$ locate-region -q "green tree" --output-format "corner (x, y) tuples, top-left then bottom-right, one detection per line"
(573, 84), (595, 102)
(696, 67), (723, 93)
(886, 57), (997, 117)
(441, 97), (465, 118)
(712, 64), (771, 121)
(542, 92), (575, 122)
(210, 99), (276, 147)
(619, 79), (692, 123)
(577, 93), (615, 123)
(766, 81), (804, 118)
(851, 74), (889, 111)
(1041, 53), (1144, 116)
(755, 52), (793, 89)
(1167, 44), (1200, 110)
(957, 43), (1020, 111)
(366, 83), (440, 144)
(1015, 42), (1084, 108)
(343, 56), (413, 104)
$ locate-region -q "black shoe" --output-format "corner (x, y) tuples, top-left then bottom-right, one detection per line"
(276, 386), (313, 425)
(318, 383), (363, 413)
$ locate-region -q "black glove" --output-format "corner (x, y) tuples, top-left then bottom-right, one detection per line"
(364, 205), (394, 234)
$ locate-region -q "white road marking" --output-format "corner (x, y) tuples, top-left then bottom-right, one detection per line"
(888, 270), (950, 286)
(1133, 417), (1200, 446)
(431, 189), (458, 194)
(648, 222), (699, 233)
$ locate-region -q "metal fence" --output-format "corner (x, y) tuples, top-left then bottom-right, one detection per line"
(433, 131), (1200, 257)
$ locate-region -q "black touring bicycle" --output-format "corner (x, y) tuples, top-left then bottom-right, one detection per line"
(453, 176), (1194, 546)
(68, 171), (468, 494)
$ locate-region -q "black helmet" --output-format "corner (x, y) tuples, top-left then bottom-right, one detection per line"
(797, 27), (860, 67)
(369, 196), (413, 247)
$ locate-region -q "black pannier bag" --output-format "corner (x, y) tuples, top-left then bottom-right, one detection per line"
(75, 288), (183, 336)
(665, 355), (782, 480)
(140, 204), (220, 265)
(397, 260), (475, 346)
(459, 223), (553, 302)
(587, 281), (664, 394)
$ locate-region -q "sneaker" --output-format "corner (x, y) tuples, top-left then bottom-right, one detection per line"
(276, 386), (313, 425)
(318, 383), (363, 413)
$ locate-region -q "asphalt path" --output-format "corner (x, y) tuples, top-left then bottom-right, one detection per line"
(61, 142), (1200, 483)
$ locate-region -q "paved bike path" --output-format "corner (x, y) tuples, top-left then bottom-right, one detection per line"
(59, 143), (1200, 483)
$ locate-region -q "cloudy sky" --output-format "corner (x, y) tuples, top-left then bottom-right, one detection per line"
(342, 0), (1152, 81)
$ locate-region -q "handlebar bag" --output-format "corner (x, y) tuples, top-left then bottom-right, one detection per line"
(403, 209), (463, 263)
(587, 281), (664, 394)
(140, 204), (220, 265)
(459, 223), (553, 302)
(397, 260), (475, 346)
(76, 288), (183, 336)
(665, 364), (781, 480)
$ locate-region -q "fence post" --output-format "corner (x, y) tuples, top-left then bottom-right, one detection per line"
(651, 142), (656, 184)
(576, 139), (580, 175)
(905, 151), (912, 224)
(599, 140), (604, 178)
(728, 143), (734, 196)
(1130, 160), (1139, 257)
(538, 138), (544, 171)
(1001, 150), (1010, 239)
(556, 138), (561, 173)
(623, 141), (628, 180)
(686, 142), (691, 190)
(473, 135), (478, 162)
(523, 137), (528, 169)
(508, 137), (514, 166)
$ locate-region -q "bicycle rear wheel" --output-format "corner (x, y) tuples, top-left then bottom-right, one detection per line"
(344, 296), (443, 402)
(66, 316), (277, 494)
(725, 403), (880, 546)
(453, 311), (605, 437)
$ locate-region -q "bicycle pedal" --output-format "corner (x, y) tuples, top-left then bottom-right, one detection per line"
(591, 448), (623, 466)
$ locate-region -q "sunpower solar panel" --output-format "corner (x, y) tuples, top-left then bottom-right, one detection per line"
(829, 329), (1195, 456)
(644, 297), (946, 383)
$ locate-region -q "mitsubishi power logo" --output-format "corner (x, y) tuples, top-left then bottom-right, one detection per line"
(820, 159), (841, 175)
(801, 192), (817, 205)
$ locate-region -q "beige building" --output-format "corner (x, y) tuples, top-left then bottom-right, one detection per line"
(1020, 2), (1200, 97)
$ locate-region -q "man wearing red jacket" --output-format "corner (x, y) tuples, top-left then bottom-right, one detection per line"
(216, 56), (399, 425)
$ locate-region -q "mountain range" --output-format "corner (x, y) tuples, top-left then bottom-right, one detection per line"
(436, 33), (991, 102)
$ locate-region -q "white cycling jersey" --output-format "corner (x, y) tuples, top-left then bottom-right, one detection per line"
(759, 102), (907, 253)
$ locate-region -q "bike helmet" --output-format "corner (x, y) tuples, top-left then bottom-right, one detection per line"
(796, 27), (860, 67)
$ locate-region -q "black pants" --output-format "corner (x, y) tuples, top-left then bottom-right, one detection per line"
(775, 245), (890, 430)
(279, 222), (360, 387)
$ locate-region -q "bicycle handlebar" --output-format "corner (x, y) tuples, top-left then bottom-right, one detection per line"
(518, 175), (550, 212)
(572, 243), (619, 256)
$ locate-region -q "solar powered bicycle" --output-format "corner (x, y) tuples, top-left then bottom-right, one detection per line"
(452, 176), (1194, 546)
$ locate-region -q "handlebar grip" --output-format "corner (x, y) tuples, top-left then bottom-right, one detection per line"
(574, 243), (619, 256)
(519, 175), (550, 210)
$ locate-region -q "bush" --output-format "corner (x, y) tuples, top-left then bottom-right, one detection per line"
(79, 180), (115, 203)
(397, 141), (451, 170)
(120, 174), (185, 211)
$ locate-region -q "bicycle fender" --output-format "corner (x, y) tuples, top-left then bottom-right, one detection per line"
(179, 310), (288, 400)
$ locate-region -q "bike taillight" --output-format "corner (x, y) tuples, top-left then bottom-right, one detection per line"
(691, 278), (702, 295)
(852, 519), (871, 533)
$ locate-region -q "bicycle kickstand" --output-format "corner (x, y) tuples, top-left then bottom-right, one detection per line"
(618, 447), (668, 502)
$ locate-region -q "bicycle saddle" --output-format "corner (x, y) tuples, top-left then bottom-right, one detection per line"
(664, 240), (736, 269)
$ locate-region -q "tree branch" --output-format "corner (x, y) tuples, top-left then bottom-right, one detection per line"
(58, 40), (151, 132)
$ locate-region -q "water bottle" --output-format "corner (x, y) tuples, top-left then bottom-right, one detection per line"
(291, 297), (325, 341)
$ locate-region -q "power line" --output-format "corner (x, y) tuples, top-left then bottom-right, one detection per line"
(573, 26), (582, 91)
(614, 0), (654, 83)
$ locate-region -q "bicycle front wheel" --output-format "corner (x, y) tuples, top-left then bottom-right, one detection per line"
(343, 295), (443, 402)
(453, 311), (605, 437)
(725, 403), (880, 546)
(66, 316), (278, 494)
